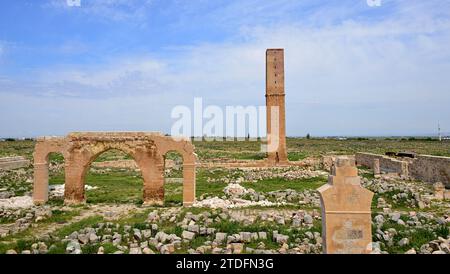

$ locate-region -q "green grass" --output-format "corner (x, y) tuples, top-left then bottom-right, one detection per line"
(0, 140), (35, 159)
(164, 182), (183, 206)
(358, 166), (375, 180)
(101, 242), (120, 254)
(193, 138), (450, 161)
(49, 167), (228, 205)
(194, 168), (232, 198)
(286, 138), (450, 158)
(233, 152), (266, 160)
(211, 219), (242, 235)
(288, 152), (308, 161)
(40, 209), (80, 225)
(49, 170), (65, 185)
(2, 138), (450, 164)
(116, 209), (152, 225)
(48, 153), (64, 164)
(50, 168), (144, 204)
(86, 170), (143, 204)
(92, 149), (132, 162)
(380, 222), (449, 254)
(0, 209), (82, 254)
(40, 215), (105, 254)
(55, 216), (104, 238)
(0, 210), (80, 241)
(242, 177), (327, 193)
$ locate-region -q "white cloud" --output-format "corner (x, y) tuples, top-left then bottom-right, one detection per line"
(45, 0), (153, 23)
(1, 1), (450, 136)
(0, 41), (5, 60)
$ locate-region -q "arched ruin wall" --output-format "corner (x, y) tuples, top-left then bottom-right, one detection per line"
(32, 132), (197, 206)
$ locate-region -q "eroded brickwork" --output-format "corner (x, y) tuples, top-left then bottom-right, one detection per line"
(356, 152), (450, 187)
(33, 132), (197, 206)
(266, 49), (288, 165)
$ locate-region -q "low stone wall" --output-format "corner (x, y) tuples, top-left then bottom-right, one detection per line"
(321, 155), (355, 172)
(355, 153), (408, 175)
(409, 155), (450, 187)
(198, 158), (321, 169)
(0, 156), (30, 170)
(356, 153), (450, 187)
(92, 157), (325, 170)
(92, 159), (178, 169)
(198, 160), (267, 169)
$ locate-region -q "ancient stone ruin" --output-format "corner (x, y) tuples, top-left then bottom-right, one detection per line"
(33, 132), (196, 206)
(0, 156), (30, 171)
(266, 49), (288, 165)
(356, 152), (450, 187)
(317, 157), (374, 254)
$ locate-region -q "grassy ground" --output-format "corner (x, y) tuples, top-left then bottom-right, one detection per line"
(191, 138), (450, 160)
(1, 138), (449, 254)
(47, 167), (252, 206)
(0, 209), (82, 253)
(0, 140), (35, 159)
(286, 138), (450, 157)
(242, 177), (326, 193)
(2, 138), (448, 162)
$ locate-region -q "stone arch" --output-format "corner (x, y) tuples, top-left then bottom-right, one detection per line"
(162, 150), (185, 205)
(32, 132), (196, 207)
(33, 137), (68, 204)
(64, 136), (160, 205)
(153, 137), (197, 206)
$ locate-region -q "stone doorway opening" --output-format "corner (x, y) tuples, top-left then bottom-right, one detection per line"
(84, 149), (144, 204)
(163, 151), (184, 206)
(47, 152), (65, 205)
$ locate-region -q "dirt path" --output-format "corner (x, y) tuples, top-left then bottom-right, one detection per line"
(1, 204), (146, 243)
(34, 204), (145, 239)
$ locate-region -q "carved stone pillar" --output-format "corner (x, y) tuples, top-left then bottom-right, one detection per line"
(183, 163), (196, 206)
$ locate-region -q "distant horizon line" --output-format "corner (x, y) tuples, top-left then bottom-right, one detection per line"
(1, 133), (449, 140)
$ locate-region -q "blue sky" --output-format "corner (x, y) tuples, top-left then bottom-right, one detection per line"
(0, 0), (449, 137)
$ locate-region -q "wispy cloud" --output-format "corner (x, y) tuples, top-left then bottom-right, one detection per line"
(45, 0), (154, 23)
(1, 0), (449, 136)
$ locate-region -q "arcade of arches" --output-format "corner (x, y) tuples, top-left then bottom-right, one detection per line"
(32, 132), (196, 206)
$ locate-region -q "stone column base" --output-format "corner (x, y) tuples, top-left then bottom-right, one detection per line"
(33, 200), (47, 206)
(183, 201), (195, 207)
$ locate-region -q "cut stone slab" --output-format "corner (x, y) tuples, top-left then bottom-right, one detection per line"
(317, 156), (374, 254)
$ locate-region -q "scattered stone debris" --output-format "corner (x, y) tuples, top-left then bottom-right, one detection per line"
(0, 196), (34, 209)
(206, 167), (327, 184)
(0, 154), (448, 254)
(223, 184), (247, 197)
(193, 196), (284, 209)
(49, 184), (98, 198)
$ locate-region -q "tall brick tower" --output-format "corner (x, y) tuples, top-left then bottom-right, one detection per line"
(266, 49), (288, 165)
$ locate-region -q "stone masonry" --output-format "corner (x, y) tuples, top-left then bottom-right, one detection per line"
(33, 132), (197, 206)
(0, 156), (30, 171)
(266, 49), (288, 165)
(317, 156), (374, 254)
(356, 152), (450, 187)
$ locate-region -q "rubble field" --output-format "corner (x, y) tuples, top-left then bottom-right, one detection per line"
(0, 139), (448, 254)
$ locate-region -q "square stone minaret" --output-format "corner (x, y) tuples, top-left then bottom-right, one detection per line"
(266, 49), (288, 164)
